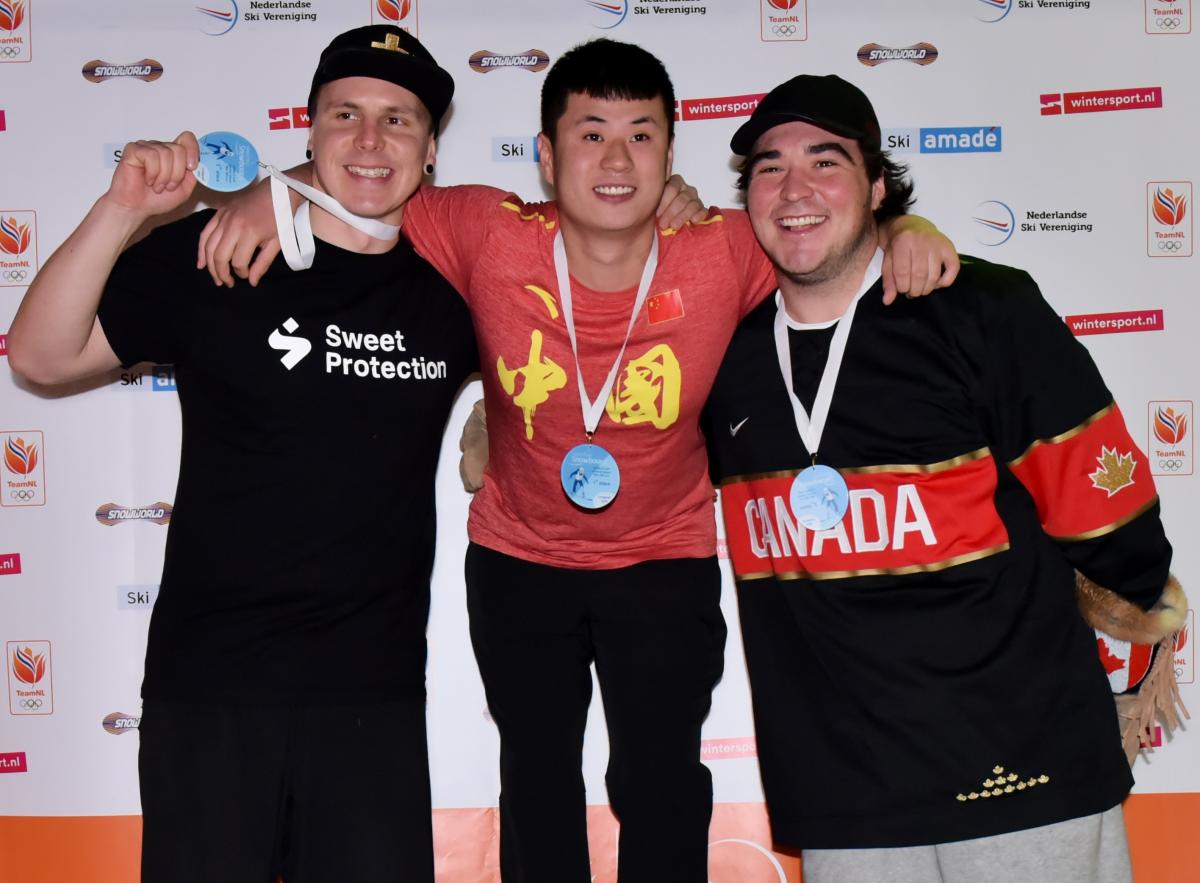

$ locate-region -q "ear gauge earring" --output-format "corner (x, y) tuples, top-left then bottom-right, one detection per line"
(305, 148), (313, 160)
(424, 163), (435, 176)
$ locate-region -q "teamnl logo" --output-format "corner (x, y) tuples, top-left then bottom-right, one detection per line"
(196, 1), (238, 36)
(1149, 401), (1192, 477)
(761, 0), (807, 41)
(0, 0), (31, 63)
(7, 641), (52, 716)
(373, 0), (417, 34)
(1147, 182), (1191, 258)
(884, 126), (1001, 155)
(1174, 609), (1195, 684)
(2, 432), (45, 507)
(0, 211), (37, 286)
(1147, 0), (1191, 34)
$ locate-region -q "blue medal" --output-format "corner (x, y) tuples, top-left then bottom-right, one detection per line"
(552, 233), (660, 513)
(195, 131), (260, 192)
(560, 443), (621, 510)
(789, 464), (850, 531)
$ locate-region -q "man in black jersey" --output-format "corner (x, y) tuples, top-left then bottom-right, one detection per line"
(704, 76), (1182, 882)
(8, 26), (477, 883)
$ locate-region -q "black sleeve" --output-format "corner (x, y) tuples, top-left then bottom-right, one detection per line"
(971, 261), (1172, 609)
(96, 209), (215, 367)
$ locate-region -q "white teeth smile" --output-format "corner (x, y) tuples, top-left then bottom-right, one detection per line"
(347, 165), (392, 178)
(778, 215), (825, 228)
(595, 185), (635, 196)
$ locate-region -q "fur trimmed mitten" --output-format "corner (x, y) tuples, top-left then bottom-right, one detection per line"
(1076, 572), (1189, 764)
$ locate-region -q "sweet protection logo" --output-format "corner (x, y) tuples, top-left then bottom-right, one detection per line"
(7, 640), (52, 715)
(268, 317), (312, 370)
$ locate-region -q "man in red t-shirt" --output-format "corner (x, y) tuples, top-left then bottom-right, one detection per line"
(199, 38), (957, 882)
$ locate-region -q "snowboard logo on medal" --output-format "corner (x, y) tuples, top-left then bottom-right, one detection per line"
(561, 443), (621, 510)
(789, 463), (849, 531)
(194, 131), (260, 192)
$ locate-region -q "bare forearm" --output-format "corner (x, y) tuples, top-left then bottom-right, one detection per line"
(8, 196), (143, 383)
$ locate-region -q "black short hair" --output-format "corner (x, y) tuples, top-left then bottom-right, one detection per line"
(736, 139), (915, 223)
(540, 39), (675, 144)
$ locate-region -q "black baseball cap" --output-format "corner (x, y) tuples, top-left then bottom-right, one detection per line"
(730, 74), (880, 156)
(307, 26), (455, 133)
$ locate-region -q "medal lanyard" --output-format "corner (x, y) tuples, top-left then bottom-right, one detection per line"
(553, 231), (659, 439)
(264, 165), (402, 271)
(772, 250), (883, 463)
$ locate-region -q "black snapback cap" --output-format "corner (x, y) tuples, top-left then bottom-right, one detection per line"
(307, 26), (455, 132)
(730, 74), (880, 156)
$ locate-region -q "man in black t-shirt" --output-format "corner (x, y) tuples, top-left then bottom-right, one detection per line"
(703, 76), (1182, 882)
(8, 27), (477, 883)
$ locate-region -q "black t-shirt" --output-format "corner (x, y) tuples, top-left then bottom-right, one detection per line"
(98, 210), (478, 704)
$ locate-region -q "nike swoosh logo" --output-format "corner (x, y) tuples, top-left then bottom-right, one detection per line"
(730, 417), (750, 437)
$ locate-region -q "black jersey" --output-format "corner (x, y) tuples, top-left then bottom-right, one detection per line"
(704, 257), (1171, 848)
(98, 210), (478, 704)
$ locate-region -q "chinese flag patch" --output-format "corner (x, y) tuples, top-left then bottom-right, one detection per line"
(647, 289), (685, 325)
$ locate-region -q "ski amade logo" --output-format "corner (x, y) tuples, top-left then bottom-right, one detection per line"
(196, 1), (238, 36)
(8, 640), (52, 716)
(0, 211), (36, 286)
(0, 0), (30, 63)
(1147, 182), (1192, 257)
(585, 0), (628, 29)
(2, 431), (45, 507)
(374, 0), (417, 33)
(761, 0), (806, 42)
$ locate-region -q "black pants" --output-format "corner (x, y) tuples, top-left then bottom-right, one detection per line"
(466, 543), (727, 883)
(139, 698), (433, 883)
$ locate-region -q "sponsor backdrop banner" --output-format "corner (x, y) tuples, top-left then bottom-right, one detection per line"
(0, 0), (1195, 880)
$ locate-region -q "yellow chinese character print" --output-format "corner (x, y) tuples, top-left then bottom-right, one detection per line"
(497, 329), (568, 440)
(605, 344), (681, 430)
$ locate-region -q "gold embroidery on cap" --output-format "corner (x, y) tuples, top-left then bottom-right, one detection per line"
(956, 764), (1050, 804)
(371, 34), (409, 53)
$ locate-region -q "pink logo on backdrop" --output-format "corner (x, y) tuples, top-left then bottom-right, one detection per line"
(0, 553), (21, 574)
(0, 751), (27, 773)
(701, 737), (758, 761)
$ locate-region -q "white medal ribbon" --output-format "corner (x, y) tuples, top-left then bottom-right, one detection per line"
(772, 250), (883, 461)
(553, 231), (660, 438)
(264, 165), (402, 271)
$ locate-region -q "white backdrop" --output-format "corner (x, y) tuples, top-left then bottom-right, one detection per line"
(1, 1), (1195, 880)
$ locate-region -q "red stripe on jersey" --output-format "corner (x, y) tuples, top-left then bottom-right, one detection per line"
(720, 452), (1010, 581)
(1008, 404), (1158, 541)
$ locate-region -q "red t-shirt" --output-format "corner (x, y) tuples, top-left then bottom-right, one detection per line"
(404, 184), (774, 569)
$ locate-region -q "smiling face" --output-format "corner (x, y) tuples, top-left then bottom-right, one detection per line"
(537, 92), (673, 240)
(308, 76), (436, 227)
(744, 120), (884, 288)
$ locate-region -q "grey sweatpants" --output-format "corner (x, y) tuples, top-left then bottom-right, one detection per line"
(802, 804), (1131, 883)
